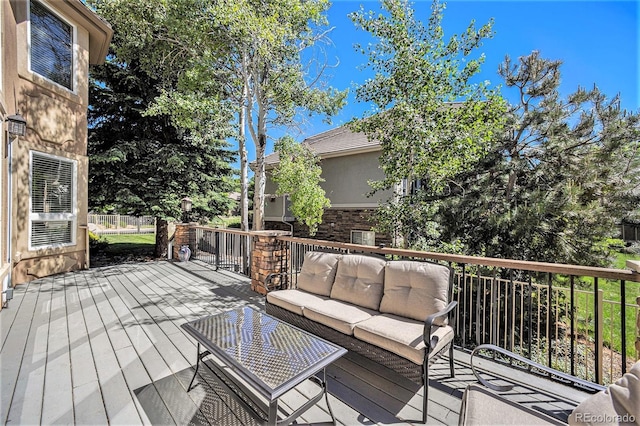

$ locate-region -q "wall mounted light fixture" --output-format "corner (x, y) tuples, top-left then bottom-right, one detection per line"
(6, 113), (27, 137)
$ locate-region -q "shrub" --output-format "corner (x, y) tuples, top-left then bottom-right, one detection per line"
(89, 231), (109, 254)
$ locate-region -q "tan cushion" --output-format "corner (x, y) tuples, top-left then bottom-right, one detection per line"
(303, 299), (377, 335)
(330, 255), (386, 310)
(380, 260), (450, 324)
(266, 289), (328, 316)
(569, 360), (640, 426)
(297, 252), (341, 296)
(353, 313), (453, 365)
(460, 384), (564, 425)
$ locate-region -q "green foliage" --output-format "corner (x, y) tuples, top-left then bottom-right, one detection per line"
(88, 55), (236, 223)
(90, 0), (347, 231)
(436, 51), (640, 266)
(272, 136), (330, 235)
(88, 231), (108, 254)
(348, 0), (507, 248)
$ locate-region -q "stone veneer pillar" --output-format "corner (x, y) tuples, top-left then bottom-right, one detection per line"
(173, 223), (195, 259)
(250, 230), (290, 295)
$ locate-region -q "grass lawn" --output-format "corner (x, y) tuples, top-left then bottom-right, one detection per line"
(567, 250), (640, 360)
(208, 216), (241, 228)
(614, 251), (640, 269)
(99, 233), (155, 258)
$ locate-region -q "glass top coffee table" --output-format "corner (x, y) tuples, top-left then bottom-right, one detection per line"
(181, 306), (347, 425)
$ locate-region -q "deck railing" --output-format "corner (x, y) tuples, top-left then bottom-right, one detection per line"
(191, 227), (252, 276)
(187, 227), (640, 385)
(277, 236), (640, 385)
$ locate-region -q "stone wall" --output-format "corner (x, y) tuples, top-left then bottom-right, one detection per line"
(173, 223), (194, 259)
(250, 231), (290, 295)
(265, 208), (392, 246)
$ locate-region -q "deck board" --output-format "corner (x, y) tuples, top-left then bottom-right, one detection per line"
(41, 275), (74, 425)
(3, 278), (51, 425)
(1, 260), (596, 425)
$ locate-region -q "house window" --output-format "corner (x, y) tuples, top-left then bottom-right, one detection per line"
(351, 230), (375, 246)
(30, 152), (77, 248)
(401, 178), (427, 197)
(30, 0), (74, 90)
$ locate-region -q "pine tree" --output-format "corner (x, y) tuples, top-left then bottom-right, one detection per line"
(88, 57), (235, 257)
(437, 51), (640, 265)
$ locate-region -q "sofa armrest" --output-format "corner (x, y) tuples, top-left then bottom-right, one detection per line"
(423, 301), (458, 350)
(263, 272), (296, 293)
(470, 344), (606, 393)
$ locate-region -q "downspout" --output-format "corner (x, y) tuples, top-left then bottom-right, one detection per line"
(3, 134), (14, 308)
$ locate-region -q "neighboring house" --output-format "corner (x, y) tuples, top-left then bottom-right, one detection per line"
(263, 126), (394, 246)
(228, 191), (241, 216)
(1, 0), (112, 305)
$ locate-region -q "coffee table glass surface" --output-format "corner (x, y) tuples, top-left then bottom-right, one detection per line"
(182, 306), (346, 422)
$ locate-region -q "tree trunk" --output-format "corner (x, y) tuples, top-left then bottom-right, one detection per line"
(239, 103), (249, 231)
(155, 218), (168, 258)
(252, 97), (268, 231)
(253, 133), (266, 230)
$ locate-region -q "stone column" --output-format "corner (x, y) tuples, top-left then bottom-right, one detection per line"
(173, 223), (194, 260)
(250, 230), (290, 295)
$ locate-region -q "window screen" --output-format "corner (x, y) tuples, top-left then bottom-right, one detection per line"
(30, 0), (73, 90)
(351, 230), (375, 246)
(30, 152), (76, 247)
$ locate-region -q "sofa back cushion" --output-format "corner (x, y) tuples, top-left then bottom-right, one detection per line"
(330, 255), (386, 310)
(297, 251), (342, 296)
(380, 261), (451, 324)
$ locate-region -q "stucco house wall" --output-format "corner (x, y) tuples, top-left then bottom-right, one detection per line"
(263, 128), (393, 246)
(1, 0), (111, 298)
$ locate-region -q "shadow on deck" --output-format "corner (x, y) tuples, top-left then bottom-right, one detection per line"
(0, 260), (593, 425)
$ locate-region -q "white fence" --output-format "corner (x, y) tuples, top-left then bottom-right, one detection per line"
(88, 214), (156, 235)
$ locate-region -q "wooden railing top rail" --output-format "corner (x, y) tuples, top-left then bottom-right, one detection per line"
(277, 236), (640, 283)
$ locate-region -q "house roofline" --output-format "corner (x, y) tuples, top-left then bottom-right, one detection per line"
(259, 139), (381, 170)
(64, 0), (113, 65)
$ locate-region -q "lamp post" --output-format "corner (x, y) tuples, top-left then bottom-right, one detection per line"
(181, 197), (192, 223)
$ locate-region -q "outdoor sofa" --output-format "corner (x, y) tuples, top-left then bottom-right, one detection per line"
(460, 344), (640, 425)
(262, 251), (457, 423)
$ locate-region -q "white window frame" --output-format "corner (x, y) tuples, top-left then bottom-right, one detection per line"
(351, 230), (376, 246)
(27, 0), (78, 93)
(29, 151), (78, 250)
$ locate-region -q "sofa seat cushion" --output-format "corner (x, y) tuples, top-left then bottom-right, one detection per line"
(297, 251), (342, 296)
(353, 313), (454, 365)
(266, 289), (328, 316)
(302, 299), (378, 335)
(460, 384), (564, 425)
(330, 255), (386, 310)
(380, 260), (451, 324)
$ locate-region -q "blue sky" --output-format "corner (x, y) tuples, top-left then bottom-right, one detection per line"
(246, 0), (639, 166)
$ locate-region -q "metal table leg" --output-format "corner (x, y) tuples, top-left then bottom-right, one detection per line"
(187, 343), (211, 392)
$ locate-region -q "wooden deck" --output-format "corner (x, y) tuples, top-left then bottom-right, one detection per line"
(1, 260), (594, 425)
